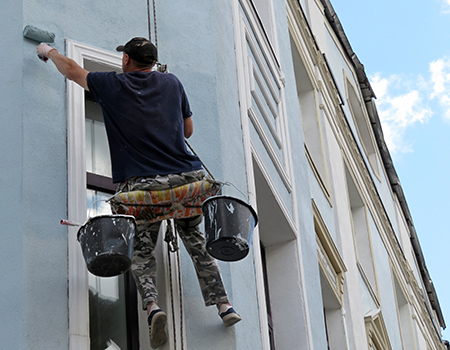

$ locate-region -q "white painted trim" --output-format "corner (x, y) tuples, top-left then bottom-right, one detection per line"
(251, 143), (298, 235)
(244, 26), (282, 98)
(248, 108), (292, 192)
(251, 60), (279, 117)
(232, 1), (306, 349)
(238, 6), (293, 193)
(277, 70), (295, 199)
(66, 40), (122, 350)
(231, 2), (271, 350)
(239, 0), (281, 72)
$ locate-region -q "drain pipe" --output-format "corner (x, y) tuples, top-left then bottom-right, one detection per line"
(341, 308), (351, 350)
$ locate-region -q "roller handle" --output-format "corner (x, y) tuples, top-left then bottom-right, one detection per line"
(38, 54), (49, 62)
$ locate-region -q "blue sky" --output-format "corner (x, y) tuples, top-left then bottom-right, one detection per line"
(331, 0), (450, 340)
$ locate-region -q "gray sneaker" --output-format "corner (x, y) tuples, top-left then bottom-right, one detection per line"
(148, 309), (167, 349)
(219, 307), (242, 327)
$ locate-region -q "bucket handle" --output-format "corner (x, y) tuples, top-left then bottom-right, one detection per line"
(87, 196), (116, 218)
(222, 182), (252, 205)
(60, 195), (117, 228)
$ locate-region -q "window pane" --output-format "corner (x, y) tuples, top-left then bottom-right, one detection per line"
(87, 189), (129, 350)
(85, 99), (112, 178)
(92, 120), (111, 177)
(86, 119), (93, 173)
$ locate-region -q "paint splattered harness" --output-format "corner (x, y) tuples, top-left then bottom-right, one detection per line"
(109, 179), (222, 224)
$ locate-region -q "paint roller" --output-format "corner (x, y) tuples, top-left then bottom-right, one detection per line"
(23, 25), (55, 61)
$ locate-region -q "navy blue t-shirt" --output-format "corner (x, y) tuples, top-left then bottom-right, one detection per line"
(86, 70), (202, 183)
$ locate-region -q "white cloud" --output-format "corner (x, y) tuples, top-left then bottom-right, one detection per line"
(430, 59), (446, 96)
(371, 73), (389, 99)
(439, 0), (450, 13)
(429, 57), (450, 120)
(369, 73), (433, 155)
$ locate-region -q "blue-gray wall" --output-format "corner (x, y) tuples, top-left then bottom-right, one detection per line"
(1, 1), (26, 348)
(2, 0), (261, 348)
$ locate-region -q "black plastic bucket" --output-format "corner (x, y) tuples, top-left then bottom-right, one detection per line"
(77, 214), (136, 277)
(202, 196), (258, 262)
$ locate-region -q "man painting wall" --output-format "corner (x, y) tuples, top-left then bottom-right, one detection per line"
(37, 38), (241, 349)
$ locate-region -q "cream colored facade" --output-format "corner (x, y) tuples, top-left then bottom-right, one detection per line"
(284, 0), (447, 349)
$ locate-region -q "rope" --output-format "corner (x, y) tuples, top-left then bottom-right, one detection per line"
(175, 231), (184, 350)
(164, 220), (184, 350)
(164, 220), (178, 349)
(153, 0), (158, 50)
(149, 0), (214, 181)
(164, 220), (178, 252)
(147, 0), (152, 41)
(147, 3), (202, 347)
(147, 1), (184, 344)
(185, 140), (216, 180)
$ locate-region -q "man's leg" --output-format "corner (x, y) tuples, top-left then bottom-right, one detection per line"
(131, 220), (168, 348)
(174, 215), (229, 305)
(131, 220), (162, 309)
(175, 215), (241, 326)
(175, 215), (241, 327)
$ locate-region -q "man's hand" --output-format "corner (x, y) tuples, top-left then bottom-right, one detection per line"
(37, 43), (55, 62)
(36, 44), (89, 90)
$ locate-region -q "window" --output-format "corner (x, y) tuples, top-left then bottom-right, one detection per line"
(261, 243), (276, 350)
(345, 165), (378, 296)
(66, 40), (139, 350)
(85, 95), (112, 178)
(364, 309), (392, 350)
(313, 201), (348, 350)
(85, 93), (139, 350)
(392, 272), (416, 349)
(345, 78), (380, 177)
(289, 31), (330, 197)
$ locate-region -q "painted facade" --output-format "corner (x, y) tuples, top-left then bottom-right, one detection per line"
(1, 0), (446, 349)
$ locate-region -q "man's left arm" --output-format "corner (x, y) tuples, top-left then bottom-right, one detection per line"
(37, 44), (90, 90)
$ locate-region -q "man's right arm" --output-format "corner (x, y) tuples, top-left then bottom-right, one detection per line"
(184, 117), (194, 138)
(37, 44), (90, 90)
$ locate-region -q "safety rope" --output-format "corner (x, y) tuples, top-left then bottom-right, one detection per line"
(164, 220), (184, 350)
(148, 0), (214, 182)
(147, 0), (152, 41)
(165, 220), (178, 349)
(185, 141), (216, 180)
(145, 2), (238, 347)
(175, 232), (184, 350)
(146, 0), (158, 48)
(153, 0), (158, 50)
(148, 2), (184, 348)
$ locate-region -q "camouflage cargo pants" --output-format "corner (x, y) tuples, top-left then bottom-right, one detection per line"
(116, 170), (229, 309)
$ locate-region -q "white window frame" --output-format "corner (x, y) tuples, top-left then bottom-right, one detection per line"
(66, 39), (122, 350)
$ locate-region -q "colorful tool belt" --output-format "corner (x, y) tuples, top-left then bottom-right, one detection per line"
(109, 179), (222, 224)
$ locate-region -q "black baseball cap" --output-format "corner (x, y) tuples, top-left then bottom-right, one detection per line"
(116, 37), (158, 64)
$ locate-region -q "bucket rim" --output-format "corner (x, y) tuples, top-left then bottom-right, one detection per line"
(77, 214), (136, 241)
(85, 214), (136, 224)
(202, 195), (258, 226)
